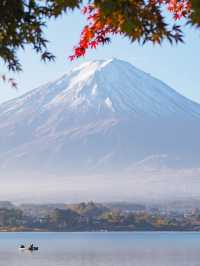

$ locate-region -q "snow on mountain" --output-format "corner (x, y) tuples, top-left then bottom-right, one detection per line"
(1, 58), (200, 119)
(0, 58), (200, 201)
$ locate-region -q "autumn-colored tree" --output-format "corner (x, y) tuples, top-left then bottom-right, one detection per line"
(0, 0), (199, 73)
(70, 0), (200, 60)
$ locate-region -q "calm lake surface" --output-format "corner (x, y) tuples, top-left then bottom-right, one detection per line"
(0, 232), (200, 266)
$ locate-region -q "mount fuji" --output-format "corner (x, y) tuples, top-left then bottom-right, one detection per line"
(0, 58), (200, 202)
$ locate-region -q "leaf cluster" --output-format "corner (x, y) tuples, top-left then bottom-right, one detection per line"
(0, 0), (82, 71)
(0, 0), (199, 71)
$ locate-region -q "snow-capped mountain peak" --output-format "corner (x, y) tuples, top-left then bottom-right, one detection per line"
(42, 58), (200, 118)
(0, 59), (200, 201)
(1, 58), (200, 119)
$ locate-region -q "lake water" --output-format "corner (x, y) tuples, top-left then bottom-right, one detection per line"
(0, 232), (200, 266)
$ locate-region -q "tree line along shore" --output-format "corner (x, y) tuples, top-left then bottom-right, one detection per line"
(0, 201), (200, 232)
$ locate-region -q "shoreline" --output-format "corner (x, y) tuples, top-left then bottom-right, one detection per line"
(1, 229), (200, 233)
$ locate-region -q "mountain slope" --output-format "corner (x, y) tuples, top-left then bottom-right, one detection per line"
(0, 58), (200, 201)
(1, 58), (200, 119)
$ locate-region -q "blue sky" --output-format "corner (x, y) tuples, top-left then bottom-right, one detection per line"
(1, 9), (200, 104)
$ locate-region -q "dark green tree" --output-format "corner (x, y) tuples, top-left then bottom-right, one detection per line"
(0, 0), (199, 73)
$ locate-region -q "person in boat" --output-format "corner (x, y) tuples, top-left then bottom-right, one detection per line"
(28, 244), (34, 250)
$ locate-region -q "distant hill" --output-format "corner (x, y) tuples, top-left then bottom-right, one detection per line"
(65, 202), (109, 217)
(0, 201), (15, 209)
(1, 201), (200, 231)
(105, 202), (146, 212)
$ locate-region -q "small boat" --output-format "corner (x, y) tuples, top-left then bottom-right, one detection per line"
(18, 246), (27, 251)
(19, 245), (39, 251)
(30, 247), (39, 251)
